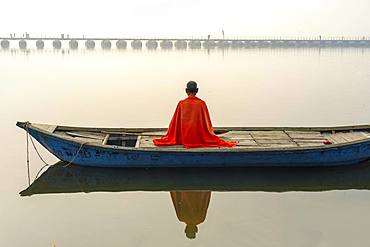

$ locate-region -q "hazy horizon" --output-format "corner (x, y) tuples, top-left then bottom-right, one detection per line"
(1, 0), (369, 38)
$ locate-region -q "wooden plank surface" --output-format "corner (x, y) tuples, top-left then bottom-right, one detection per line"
(33, 123), (57, 133)
(235, 140), (258, 146)
(258, 143), (298, 148)
(70, 136), (103, 144)
(322, 131), (369, 144)
(141, 131), (167, 136)
(285, 131), (322, 135)
(336, 132), (368, 141)
(132, 130), (369, 148)
(289, 135), (324, 140)
(297, 142), (325, 147)
(65, 132), (105, 140)
(139, 136), (157, 148)
(255, 139), (292, 144)
(250, 131), (288, 137)
(293, 139), (325, 143)
(219, 131), (253, 139)
(323, 134), (348, 144)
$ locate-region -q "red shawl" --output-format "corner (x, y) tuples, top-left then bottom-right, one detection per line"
(153, 96), (237, 148)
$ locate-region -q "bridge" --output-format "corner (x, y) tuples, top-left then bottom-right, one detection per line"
(1, 37), (370, 50)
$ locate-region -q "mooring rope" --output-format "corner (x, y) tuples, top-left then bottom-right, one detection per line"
(25, 122), (89, 182)
(26, 131), (30, 186)
(25, 123), (52, 182)
(25, 124), (52, 167)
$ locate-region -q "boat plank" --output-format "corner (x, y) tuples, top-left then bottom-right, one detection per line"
(255, 139), (292, 144)
(289, 134), (324, 139)
(285, 131), (322, 135)
(139, 135), (185, 149)
(219, 131), (252, 136)
(258, 143), (298, 148)
(141, 131), (167, 136)
(336, 132), (368, 141)
(219, 132), (254, 142)
(297, 142), (325, 147)
(228, 136), (254, 140)
(33, 124), (57, 133)
(323, 134), (348, 144)
(71, 136), (102, 144)
(65, 132), (105, 140)
(250, 131), (288, 137)
(235, 140), (258, 146)
(321, 131), (369, 144)
(139, 136), (157, 148)
(293, 139), (325, 143)
(253, 137), (291, 141)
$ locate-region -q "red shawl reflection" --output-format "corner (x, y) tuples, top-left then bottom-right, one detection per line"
(170, 191), (211, 239)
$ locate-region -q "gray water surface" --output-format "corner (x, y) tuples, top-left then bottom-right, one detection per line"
(1, 48), (370, 246)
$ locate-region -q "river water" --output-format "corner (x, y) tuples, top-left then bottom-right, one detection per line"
(1, 47), (370, 246)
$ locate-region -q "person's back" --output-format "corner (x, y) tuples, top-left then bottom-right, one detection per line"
(153, 81), (236, 148)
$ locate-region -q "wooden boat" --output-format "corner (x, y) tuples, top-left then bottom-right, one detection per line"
(20, 161), (370, 196)
(16, 121), (370, 168)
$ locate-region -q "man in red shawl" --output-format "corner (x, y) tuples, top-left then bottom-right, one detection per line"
(153, 81), (237, 148)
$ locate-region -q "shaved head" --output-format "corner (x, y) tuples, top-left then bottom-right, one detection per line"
(186, 81), (198, 94)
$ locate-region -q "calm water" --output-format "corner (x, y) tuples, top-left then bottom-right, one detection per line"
(1, 47), (370, 246)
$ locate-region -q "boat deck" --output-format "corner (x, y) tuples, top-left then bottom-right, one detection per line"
(137, 130), (370, 149)
(41, 123), (370, 149)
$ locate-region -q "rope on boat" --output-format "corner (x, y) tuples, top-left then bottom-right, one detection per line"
(24, 122), (88, 182)
(62, 142), (88, 168)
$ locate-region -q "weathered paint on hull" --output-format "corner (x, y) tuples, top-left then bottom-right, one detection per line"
(27, 127), (370, 168)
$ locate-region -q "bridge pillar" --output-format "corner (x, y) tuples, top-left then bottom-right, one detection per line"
(19, 39), (27, 49)
(203, 40), (216, 49)
(53, 39), (62, 49)
(174, 40), (187, 49)
(131, 40), (142, 49)
(36, 40), (44, 49)
(189, 40), (201, 49)
(216, 40), (230, 48)
(146, 40), (158, 49)
(116, 40), (127, 49)
(160, 40), (173, 49)
(85, 40), (95, 49)
(1, 39), (10, 49)
(69, 40), (78, 49)
(231, 40), (243, 48)
(101, 40), (111, 49)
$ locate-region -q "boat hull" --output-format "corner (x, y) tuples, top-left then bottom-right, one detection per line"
(26, 126), (370, 168)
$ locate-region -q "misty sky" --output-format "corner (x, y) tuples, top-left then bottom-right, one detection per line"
(1, 0), (369, 38)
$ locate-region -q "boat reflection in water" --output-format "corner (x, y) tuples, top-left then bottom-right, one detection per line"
(20, 160), (370, 238)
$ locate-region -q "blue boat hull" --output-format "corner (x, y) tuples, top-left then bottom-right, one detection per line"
(26, 127), (370, 168)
